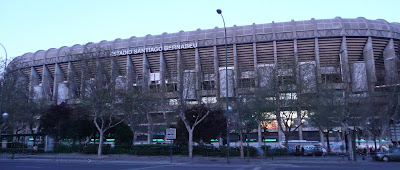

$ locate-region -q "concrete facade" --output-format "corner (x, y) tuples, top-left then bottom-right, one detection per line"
(7, 17), (400, 143)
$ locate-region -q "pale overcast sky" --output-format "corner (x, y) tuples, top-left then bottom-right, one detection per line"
(0, 0), (399, 60)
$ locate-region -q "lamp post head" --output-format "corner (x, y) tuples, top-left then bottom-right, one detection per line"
(216, 9), (222, 14)
(2, 112), (8, 120)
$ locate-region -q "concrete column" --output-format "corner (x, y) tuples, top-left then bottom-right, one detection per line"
(314, 38), (322, 85)
(53, 63), (64, 101)
(294, 39), (303, 141)
(383, 39), (399, 85)
(29, 67), (40, 98)
(126, 55), (135, 87)
(42, 65), (52, 100)
(143, 53), (150, 89)
(67, 62), (77, 99)
(213, 46), (220, 97)
(213, 27), (220, 98)
(160, 52), (166, 92)
(177, 49), (183, 93)
(80, 60), (89, 98)
(253, 42), (258, 87)
(195, 48), (202, 100)
(111, 59), (119, 82)
(273, 40), (282, 143)
(363, 37), (377, 93)
(273, 41), (278, 66)
(340, 36), (350, 83)
(233, 44), (239, 91)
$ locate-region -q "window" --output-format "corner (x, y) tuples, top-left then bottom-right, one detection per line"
(239, 78), (255, 88)
(166, 83), (177, 92)
(322, 74), (342, 83)
(149, 84), (160, 93)
(278, 76), (295, 86)
(202, 81), (215, 90)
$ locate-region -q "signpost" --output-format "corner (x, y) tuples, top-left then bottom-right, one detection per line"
(166, 128), (176, 163)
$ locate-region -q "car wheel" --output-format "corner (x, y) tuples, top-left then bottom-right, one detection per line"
(383, 156), (390, 162)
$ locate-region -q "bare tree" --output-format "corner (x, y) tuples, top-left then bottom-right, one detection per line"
(79, 45), (125, 157)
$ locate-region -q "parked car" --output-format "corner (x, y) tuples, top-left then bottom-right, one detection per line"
(374, 147), (400, 162)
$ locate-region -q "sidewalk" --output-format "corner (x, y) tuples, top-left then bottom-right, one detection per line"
(0, 153), (375, 165)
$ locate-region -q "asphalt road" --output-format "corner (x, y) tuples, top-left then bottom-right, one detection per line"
(1, 158), (400, 170)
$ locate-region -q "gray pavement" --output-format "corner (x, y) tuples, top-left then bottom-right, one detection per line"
(1, 153), (400, 170)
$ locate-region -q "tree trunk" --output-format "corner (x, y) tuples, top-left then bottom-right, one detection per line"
(146, 112), (153, 144)
(347, 131), (354, 161)
(132, 131), (137, 146)
(239, 129), (244, 158)
(98, 131), (104, 157)
(188, 128), (193, 158)
(284, 133), (290, 149)
(326, 131), (330, 153)
(258, 123), (262, 147)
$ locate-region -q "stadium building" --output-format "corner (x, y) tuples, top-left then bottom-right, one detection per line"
(8, 17), (400, 145)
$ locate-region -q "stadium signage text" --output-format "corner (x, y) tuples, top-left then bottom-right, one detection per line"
(110, 43), (198, 57)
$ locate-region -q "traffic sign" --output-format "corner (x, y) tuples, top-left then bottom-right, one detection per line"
(166, 128), (176, 140)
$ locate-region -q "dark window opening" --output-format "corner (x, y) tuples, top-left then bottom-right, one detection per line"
(202, 81), (215, 90)
(239, 78), (255, 88)
(322, 74), (342, 83)
(149, 84), (160, 93)
(278, 76), (296, 86)
(166, 83), (178, 92)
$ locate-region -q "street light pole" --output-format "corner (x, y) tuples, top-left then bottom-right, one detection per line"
(216, 9), (230, 164)
(0, 42), (7, 118)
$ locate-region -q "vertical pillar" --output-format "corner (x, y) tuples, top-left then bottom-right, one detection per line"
(314, 38), (322, 84)
(143, 53), (150, 89)
(383, 39), (399, 84)
(233, 26), (239, 92)
(253, 23), (258, 87)
(42, 65), (52, 100)
(214, 46), (220, 97)
(80, 60), (89, 98)
(273, 40), (282, 143)
(126, 55), (135, 88)
(195, 47), (201, 100)
(340, 36), (350, 83)
(213, 27), (220, 98)
(363, 37), (377, 93)
(294, 39), (303, 141)
(160, 51), (166, 92)
(195, 29), (202, 100)
(111, 59), (119, 82)
(233, 44), (239, 91)
(177, 49), (183, 93)
(53, 64), (64, 101)
(29, 67), (40, 98)
(67, 62), (77, 99)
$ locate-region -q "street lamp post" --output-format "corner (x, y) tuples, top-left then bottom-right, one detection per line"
(216, 9), (230, 164)
(0, 43), (8, 119)
(1, 112), (8, 140)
